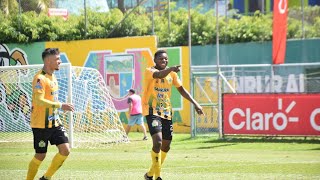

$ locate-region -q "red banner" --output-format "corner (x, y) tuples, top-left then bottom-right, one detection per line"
(223, 94), (320, 136)
(272, 0), (288, 64)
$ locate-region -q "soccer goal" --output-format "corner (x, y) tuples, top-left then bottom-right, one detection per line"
(0, 63), (128, 148)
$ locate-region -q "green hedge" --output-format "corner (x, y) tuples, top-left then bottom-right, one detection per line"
(0, 5), (319, 46)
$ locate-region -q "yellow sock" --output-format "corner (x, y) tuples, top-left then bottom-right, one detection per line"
(147, 150), (161, 178)
(146, 151), (156, 176)
(43, 153), (68, 178)
(26, 157), (42, 180)
(161, 150), (167, 165)
(147, 163), (155, 177)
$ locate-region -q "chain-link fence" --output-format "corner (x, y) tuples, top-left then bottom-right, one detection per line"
(191, 62), (320, 137)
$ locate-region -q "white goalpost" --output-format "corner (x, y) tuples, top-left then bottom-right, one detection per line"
(0, 63), (128, 148)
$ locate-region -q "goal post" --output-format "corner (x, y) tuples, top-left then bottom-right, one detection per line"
(0, 63), (128, 148)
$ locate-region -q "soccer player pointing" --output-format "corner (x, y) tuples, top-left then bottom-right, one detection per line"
(26, 48), (74, 180)
(143, 50), (204, 180)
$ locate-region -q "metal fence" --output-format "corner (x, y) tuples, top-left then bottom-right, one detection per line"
(191, 62), (320, 137)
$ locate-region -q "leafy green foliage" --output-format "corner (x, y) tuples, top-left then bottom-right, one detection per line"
(115, 7), (151, 37)
(0, 5), (319, 45)
(0, 0), (19, 15)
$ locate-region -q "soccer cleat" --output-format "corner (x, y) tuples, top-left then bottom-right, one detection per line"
(156, 177), (162, 180)
(143, 136), (148, 140)
(144, 173), (153, 180)
(39, 176), (50, 180)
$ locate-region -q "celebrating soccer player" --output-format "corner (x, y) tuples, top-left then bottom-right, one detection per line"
(26, 48), (74, 180)
(143, 49), (204, 180)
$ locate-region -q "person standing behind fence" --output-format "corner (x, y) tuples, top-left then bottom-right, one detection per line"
(125, 88), (148, 140)
(26, 48), (74, 180)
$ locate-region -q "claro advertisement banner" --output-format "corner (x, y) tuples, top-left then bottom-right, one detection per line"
(223, 93), (320, 136)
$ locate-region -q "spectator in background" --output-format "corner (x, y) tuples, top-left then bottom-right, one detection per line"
(227, 2), (240, 19)
(125, 88), (148, 140)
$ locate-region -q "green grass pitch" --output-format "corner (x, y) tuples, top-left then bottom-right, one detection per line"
(0, 133), (320, 180)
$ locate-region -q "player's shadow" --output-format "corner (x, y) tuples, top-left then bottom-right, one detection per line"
(204, 137), (320, 144)
(195, 137), (320, 150)
(197, 143), (236, 149)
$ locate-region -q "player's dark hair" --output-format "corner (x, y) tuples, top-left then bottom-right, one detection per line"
(154, 49), (167, 60)
(42, 48), (60, 60)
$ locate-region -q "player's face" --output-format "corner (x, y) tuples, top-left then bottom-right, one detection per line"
(154, 53), (168, 70)
(48, 54), (62, 70)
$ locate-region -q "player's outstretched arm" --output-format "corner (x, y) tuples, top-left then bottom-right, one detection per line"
(153, 65), (181, 79)
(176, 86), (204, 115)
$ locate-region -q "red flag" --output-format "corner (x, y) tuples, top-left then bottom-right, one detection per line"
(272, 0), (288, 64)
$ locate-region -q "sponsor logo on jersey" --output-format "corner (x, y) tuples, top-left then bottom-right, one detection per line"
(152, 120), (159, 127)
(48, 115), (54, 121)
(38, 140), (46, 148)
(157, 93), (164, 99)
(154, 87), (169, 92)
(34, 79), (42, 89)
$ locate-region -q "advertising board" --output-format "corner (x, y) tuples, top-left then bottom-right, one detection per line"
(223, 93), (320, 136)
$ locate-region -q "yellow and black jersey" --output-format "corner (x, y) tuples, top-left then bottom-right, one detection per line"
(142, 67), (182, 120)
(30, 70), (62, 128)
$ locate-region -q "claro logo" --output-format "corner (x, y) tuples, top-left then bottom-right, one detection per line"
(310, 108), (320, 131)
(228, 98), (320, 131)
(278, 0), (287, 14)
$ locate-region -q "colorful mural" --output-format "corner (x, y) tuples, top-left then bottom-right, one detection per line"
(82, 49), (150, 111)
(80, 48), (184, 120)
(1, 37), (194, 133)
(0, 44), (31, 131)
(0, 44), (28, 66)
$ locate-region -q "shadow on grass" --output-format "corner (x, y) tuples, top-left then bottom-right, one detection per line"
(203, 137), (320, 144)
(197, 143), (236, 149)
(178, 135), (320, 145)
(191, 137), (320, 150)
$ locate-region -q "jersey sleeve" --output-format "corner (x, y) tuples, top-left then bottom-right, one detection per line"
(171, 72), (182, 88)
(145, 67), (156, 80)
(33, 75), (45, 94)
(32, 75), (61, 108)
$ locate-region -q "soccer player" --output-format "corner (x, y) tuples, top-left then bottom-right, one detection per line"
(125, 88), (148, 140)
(26, 48), (74, 180)
(143, 50), (204, 180)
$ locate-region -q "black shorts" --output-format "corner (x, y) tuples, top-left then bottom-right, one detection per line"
(32, 126), (69, 153)
(146, 115), (173, 140)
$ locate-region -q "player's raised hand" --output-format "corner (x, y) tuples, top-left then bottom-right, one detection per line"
(61, 103), (74, 112)
(171, 65), (181, 73)
(195, 104), (204, 115)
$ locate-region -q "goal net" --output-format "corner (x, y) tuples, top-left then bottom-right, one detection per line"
(0, 63), (128, 148)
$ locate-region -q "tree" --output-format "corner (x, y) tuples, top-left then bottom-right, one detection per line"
(20, 0), (54, 13)
(0, 0), (19, 15)
(118, 0), (125, 13)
